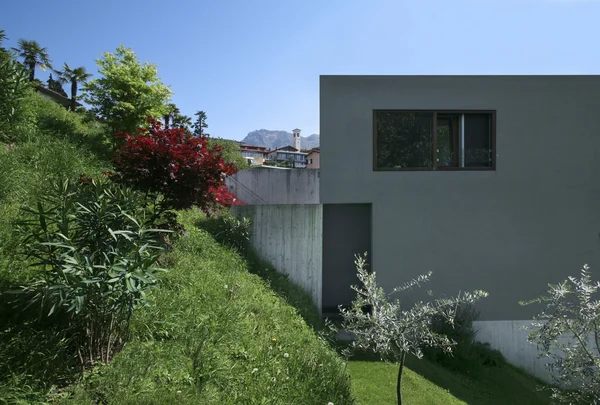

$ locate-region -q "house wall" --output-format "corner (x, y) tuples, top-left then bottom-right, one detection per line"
(231, 204), (322, 311)
(307, 152), (320, 169)
(226, 168), (319, 204)
(320, 75), (600, 381)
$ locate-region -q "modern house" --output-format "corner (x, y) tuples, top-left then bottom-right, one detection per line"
(239, 143), (268, 166)
(319, 75), (600, 381)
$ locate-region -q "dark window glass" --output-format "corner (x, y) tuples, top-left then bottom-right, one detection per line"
(464, 113), (492, 167)
(375, 111), (434, 169)
(436, 114), (460, 168)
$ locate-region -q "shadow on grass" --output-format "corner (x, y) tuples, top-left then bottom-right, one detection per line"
(331, 338), (552, 405)
(196, 216), (324, 330)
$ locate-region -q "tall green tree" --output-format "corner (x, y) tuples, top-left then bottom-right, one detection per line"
(55, 63), (92, 111)
(83, 45), (172, 134)
(192, 110), (209, 137)
(12, 39), (52, 82)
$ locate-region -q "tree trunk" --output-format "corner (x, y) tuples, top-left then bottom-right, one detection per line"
(28, 62), (35, 82)
(71, 81), (77, 111)
(397, 351), (406, 405)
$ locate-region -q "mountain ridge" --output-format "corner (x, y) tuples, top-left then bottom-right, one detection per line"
(241, 129), (319, 150)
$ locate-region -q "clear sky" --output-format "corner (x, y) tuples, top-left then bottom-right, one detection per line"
(2, 0), (599, 140)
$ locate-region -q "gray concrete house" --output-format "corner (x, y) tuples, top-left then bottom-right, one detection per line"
(319, 75), (600, 380)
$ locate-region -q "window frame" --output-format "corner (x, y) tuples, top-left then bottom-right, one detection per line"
(372, 109), (496, 172)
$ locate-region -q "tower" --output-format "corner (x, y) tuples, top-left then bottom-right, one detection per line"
(293, 128), (301, 151)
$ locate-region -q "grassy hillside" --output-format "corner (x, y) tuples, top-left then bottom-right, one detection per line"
(54, 209), (353, 404)
(0, 94), (355, 404)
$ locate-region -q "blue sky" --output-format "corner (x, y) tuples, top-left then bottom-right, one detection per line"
(2, 0), (599, 140)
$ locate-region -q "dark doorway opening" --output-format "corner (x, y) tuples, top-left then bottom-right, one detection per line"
(322, 203), (372, 317)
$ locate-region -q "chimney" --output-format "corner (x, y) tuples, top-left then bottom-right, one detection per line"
(293, 128), (301, 151)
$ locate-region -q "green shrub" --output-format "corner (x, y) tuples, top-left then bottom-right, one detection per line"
(424, 303), (506, 377)
(13, 177), (169, 368)
(0, 54), (34, 143)
(201, 211), (251, 254)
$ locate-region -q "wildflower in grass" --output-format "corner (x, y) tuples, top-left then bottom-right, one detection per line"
(283, 353), (289, 358)
(271, 338), (276, 343)
(252, 368), (258, 374)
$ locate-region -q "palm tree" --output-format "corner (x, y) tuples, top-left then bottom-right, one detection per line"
(172, 113), (192, 131)
(55, 63), (92, 111)
(163, 103), (180, 128)
(12, 39), (52, 82)
(0, 30), (7, 53)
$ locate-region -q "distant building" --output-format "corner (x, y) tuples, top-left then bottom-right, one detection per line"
(267, 145), (308, 168)
(306, 148), (320, 169)
(240, 143), (269, 166)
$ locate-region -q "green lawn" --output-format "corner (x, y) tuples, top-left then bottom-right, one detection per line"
(348, 356), (552, 405)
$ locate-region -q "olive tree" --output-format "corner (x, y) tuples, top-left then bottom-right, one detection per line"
(337, 253), (488, 405)
(521, 264), (600, 404)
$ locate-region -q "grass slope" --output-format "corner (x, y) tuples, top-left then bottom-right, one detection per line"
(56, 209), (354, 405)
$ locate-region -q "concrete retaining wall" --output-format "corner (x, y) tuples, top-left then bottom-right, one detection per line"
(474, 320), (553, 382)
(231, 204), (322, 310)
(226, 168), (319, 205)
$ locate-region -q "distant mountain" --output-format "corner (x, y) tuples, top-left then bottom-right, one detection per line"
(241, 129), (319, 150)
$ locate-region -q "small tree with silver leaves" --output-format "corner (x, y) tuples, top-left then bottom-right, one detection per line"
(520, 264), (600, 404)
(337, 253), (488, 405)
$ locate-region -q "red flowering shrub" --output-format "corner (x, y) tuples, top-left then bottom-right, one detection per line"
(112, 117), (244, 212)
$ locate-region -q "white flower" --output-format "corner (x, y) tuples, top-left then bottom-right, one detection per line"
(328, 402), (334, 405)
(177, 390), (182, 394)
(252, 368), (258, 374)
(283, 353), (289, 358)
(224, 284), (228, 289)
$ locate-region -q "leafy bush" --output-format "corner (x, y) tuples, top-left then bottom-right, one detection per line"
(424, 304), (506, 376)
(112, 118), (244, 213)
(0, 54), (34, 143)
(201, 211), (251, 254)
(14, 176), (169, 368)
(521, 264), (600, 404)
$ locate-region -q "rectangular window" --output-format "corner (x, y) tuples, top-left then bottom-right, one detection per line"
(374, 110), (495, 171)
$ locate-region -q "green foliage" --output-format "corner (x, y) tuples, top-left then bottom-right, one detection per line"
(11, 39), (52, 82)
(0, 54), (34, 142)
(83, 45), (172, 135)
(208, 138), (249, 171)
(424, 304), (507, 377)
(192, 110), (208, 137)
(13, 39), (52, 82)
(14, 177), (169, 367)
(54, 63), (93, 111)
(521, 265), (600, 404)
(54, 209), (354, 404)
(201, 212), (251, 254)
